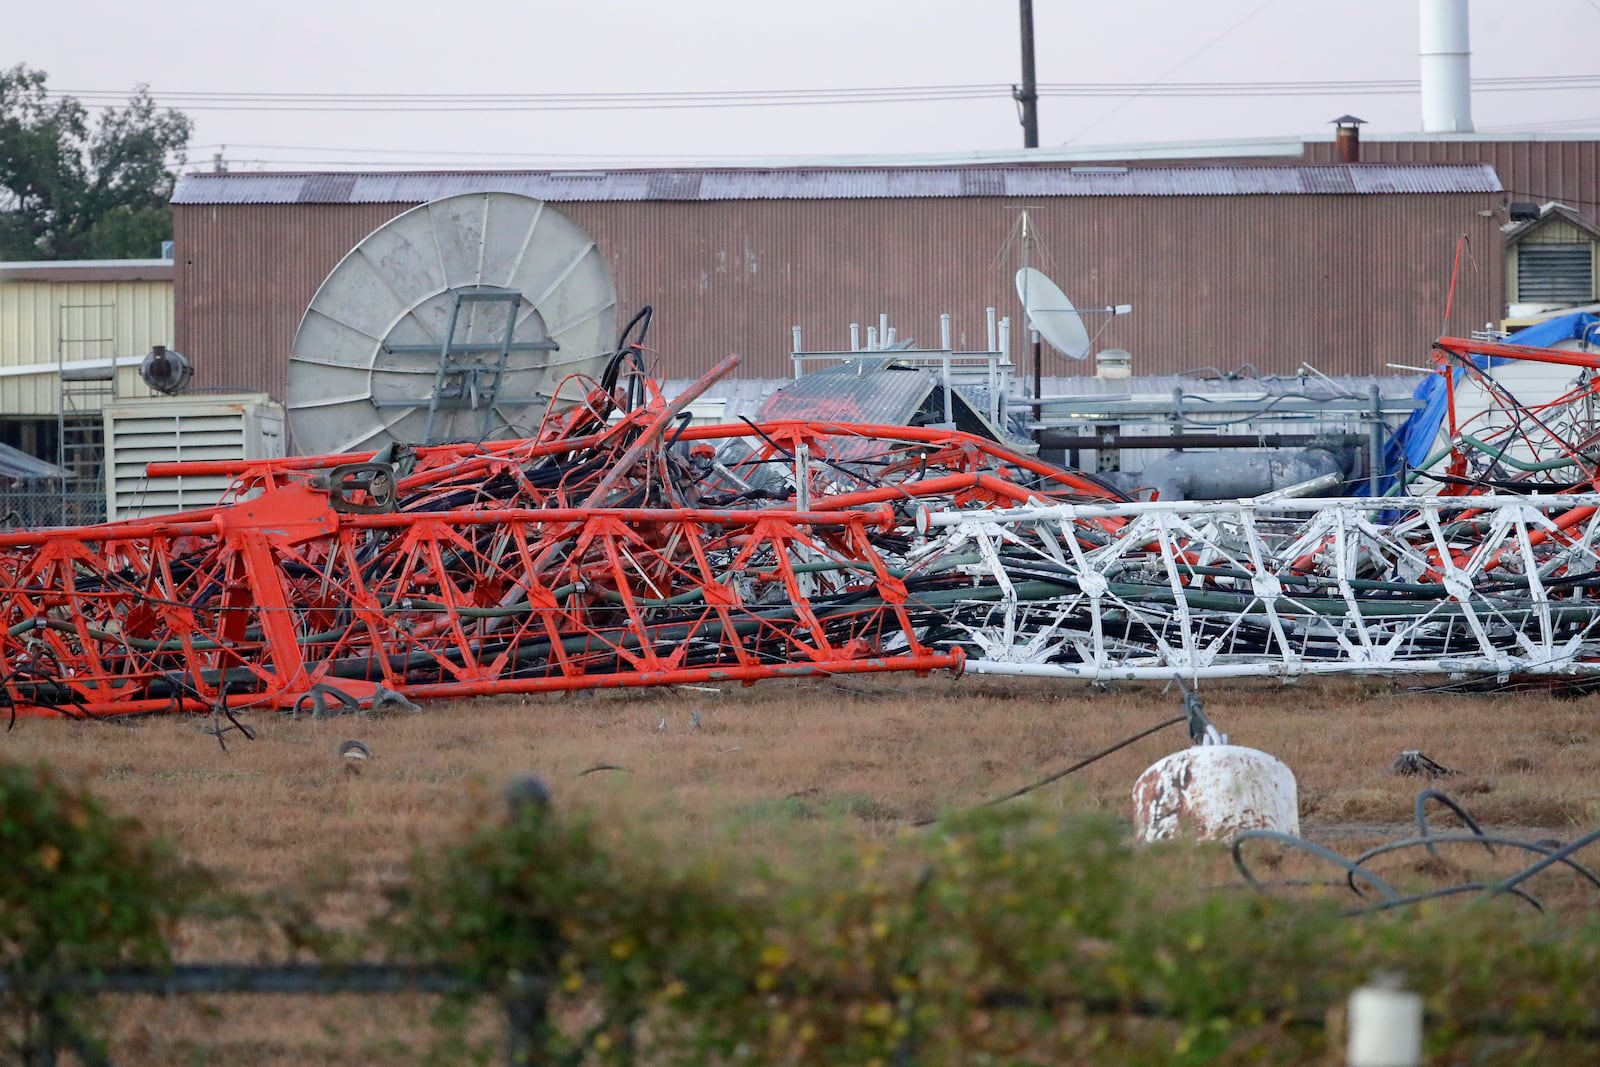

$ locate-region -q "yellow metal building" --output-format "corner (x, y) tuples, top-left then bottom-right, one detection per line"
(0, 258), (173, 461)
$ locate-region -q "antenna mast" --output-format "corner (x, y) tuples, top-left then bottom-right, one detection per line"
(1020, 210), (1045, 399)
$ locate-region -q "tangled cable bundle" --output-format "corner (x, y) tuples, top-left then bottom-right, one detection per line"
(0, 332), (1120, 719)
(1233, 789), (1600, 916)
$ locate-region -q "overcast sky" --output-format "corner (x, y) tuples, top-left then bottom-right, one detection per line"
(10, 0), (1600, 171)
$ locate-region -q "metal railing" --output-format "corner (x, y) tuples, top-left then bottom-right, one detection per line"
(0, 964), (542, 1066)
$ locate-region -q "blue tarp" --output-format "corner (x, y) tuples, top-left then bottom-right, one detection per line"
(1363, 312), (1600, 497)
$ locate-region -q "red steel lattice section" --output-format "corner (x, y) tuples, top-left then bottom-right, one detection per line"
(0, 361), (1120, 719)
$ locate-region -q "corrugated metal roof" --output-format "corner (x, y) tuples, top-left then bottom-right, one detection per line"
(0, 258), (173, 283)
(0, 442), (66, 484)
(662, 378), (777, 424)
(173, 173), (311, 205)
(0, 258), (173, 271)
(759, 358), (938, 425)
(755, 358), (1027, 448)
(672, 373), (1427, 418)
(172, 163), (1501, 206)
(1036, 373), (1425, 401)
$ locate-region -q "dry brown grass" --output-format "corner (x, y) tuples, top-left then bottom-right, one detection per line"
(7, 673), (1600, 1063)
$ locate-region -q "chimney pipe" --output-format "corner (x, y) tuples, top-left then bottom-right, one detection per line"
(1420, 0), (1473, 132)
(1331, 115), (1366, 163)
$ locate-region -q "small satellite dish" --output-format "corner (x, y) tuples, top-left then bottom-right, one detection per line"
(139, 345), (193, 395)
(1016, 267), (1091, 360)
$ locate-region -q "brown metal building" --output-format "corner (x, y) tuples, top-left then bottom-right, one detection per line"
(172, 159), (1511, 398)
(1299, 137), (1600, 213)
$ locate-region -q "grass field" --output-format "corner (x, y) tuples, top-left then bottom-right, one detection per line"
(5, 673), (1600, 1063)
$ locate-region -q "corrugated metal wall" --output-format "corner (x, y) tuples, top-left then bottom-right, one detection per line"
(174, 203), (407, 398)
(1304, 140), (1600, 225)
(0, 279), (172, 415)
(174, 192), (1502, 397)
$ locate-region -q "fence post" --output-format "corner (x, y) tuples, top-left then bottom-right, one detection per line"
(503, 775), (555, 1067)
(1346, 976), (1422, 1067)
(504, 972), (550, 1067)
(25, 1016), (57, 1067)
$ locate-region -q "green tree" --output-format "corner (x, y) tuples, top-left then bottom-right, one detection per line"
(0, 65), (191, 261)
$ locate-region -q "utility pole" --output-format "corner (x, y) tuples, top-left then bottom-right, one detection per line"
(1014, 0), (1039, 148)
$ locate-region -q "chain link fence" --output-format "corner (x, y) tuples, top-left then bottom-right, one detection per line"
(0, 485), (106, 530)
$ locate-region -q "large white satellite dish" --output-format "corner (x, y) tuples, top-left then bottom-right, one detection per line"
(1015, 267), (1091, 360)
(287, 192), (618, 456)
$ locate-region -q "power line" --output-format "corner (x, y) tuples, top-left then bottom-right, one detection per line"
(53, 84), (1000, 101)
(1501, 187), (1600, 211)
(186, 142), (773, 163)
(44, 85), (1006, 113)
(1480, 116), (1600, 132)
(60, 74), (1600, 99)
(1044, 76), (1600, 97)
(39, 74), (1600, 114)
(1063, 0), (1287, 145)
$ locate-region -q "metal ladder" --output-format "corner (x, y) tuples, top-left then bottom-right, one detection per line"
(379, 288), (558, 446)
(56, 304), (117, 524)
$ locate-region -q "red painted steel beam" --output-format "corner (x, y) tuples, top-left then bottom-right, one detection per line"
(7, 407), (1070, 717)
(1434, 335), (1600, 372)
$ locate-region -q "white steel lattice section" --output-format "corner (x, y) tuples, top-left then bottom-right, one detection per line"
(912, 496), (1600, 681)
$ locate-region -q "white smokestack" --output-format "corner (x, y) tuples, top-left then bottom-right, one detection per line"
(1419, 0), (1473, 132)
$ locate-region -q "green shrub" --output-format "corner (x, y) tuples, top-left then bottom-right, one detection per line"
(0, 761), (213, 1063)
(4, 756), (1596, 1065)
(381, 799), (1600, 1065)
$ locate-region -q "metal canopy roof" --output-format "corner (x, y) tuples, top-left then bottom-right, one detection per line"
(0, 443), (67, 484)
(173, 163), (1502, 206)
(757, 357), (1029, 450)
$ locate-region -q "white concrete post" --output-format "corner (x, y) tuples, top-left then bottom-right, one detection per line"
(1347, 981), (1423, 1067)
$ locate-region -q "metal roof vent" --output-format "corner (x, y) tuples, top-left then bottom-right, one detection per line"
(1330, 115), (1366, 164)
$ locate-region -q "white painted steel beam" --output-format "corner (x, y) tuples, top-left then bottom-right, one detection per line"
(914, 495), (1600, 680)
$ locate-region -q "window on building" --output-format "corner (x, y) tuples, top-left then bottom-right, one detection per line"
(1517, 244), (1595, 305)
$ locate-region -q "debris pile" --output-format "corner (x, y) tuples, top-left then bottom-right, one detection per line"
(0, 352), (1115, 718)
(7, 331), (1600, 717)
